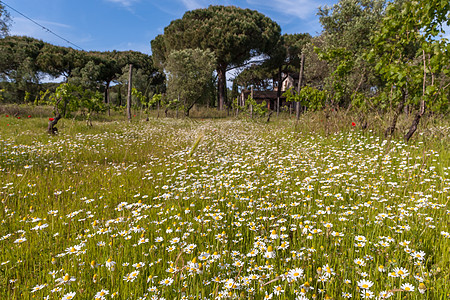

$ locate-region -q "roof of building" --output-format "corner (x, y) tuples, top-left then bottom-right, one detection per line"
(241, 90), (285, 100)
(285, 73), (299, 80)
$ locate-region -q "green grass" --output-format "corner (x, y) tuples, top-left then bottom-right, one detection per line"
(0, 111), (449, 299)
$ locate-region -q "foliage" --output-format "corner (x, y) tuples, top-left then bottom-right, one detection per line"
(0, 36), (163, 107)
(370, 0), (449, 103)
(280, 33), (312, 74)
(80, 90), (105, 116)
(34, 89), (51, 106)
(282, 87), (299, 103)
(234, 64), (273, 91)
(151, 5), (281, 109)
(316, 0), (386, 105)
(0, 36), (46, 101)
(131, 88), (146, 107)
(302, 37), (329, 88)
(351, 91), (371, 112)
(234, 33), (312, 94)
(315, 47), (354, 104)
(368, 0), (450, 139)
(283, 86), (327, 111)
(0, 3), (11, 38)
(165, 48), (216, 116)
(46, 83), (105, 118)
(231, 95), (265, 118)
(132, 88), (162, 116)
(36, 44), (87, 80)
(318, 0), (386, 53)
(117, 61), (165, 108)
(242, 95), (268, 118)
(158, 95), (182, 114)
(150, 93), (162, 108)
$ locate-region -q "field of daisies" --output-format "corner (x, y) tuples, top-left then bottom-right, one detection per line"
(0, 115), (449, 300)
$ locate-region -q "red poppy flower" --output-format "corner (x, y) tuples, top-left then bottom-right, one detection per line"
(351, 122), (356, 127)
(28, 115), (32, 118)
(17, 117), (21, 119)
(5, 115), (8, 117)
(49, 117), (55, 121)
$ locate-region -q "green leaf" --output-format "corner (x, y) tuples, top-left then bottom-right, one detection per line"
(425, 85), (437, 95)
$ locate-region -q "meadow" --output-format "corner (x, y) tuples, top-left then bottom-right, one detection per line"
(0, 111), (449, 300)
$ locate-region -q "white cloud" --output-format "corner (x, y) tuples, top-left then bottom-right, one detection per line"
(104, 0), (140, 7)
(9, 16), (89, 49)
(175, 0), (322, 19)
(10, 17), (71, 38)
(164, 0), (326, 35)
(181, 0), (205, 10)
(246, 0), (321, 20)
(177, 0), (234, 11)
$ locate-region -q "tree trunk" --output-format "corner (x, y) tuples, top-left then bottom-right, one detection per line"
(404, 50), (427, 142)
(157, 100), (160, 118)
(118, 86), (122, 107)
(127, 64), (133, 122)
(266, 111), (273, 123)
(105, 81), (111, 116)
(48, 114), (62, 134)
(104, 81), (109, 103)
(217, 65), (227, 111)
(404, 104), (409, 116)
(404, 108), (425, 142)
(48, 97), (63, 134)
(276, 67), (282, 117)
(346, 73), (365, 113)
(385, 88), (406, 137)
(296, 53), (305, 120)
(185, 102), (196, 117)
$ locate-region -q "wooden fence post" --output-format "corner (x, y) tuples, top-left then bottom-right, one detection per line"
(296, 53), (305, 120)
(127, 64), (133, 121)
(250, 86), (254, 118)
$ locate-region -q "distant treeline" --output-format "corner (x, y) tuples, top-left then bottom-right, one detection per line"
(0, 35), (165, 107)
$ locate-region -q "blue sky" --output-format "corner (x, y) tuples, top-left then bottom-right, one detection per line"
(4, 0), (338, 54)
